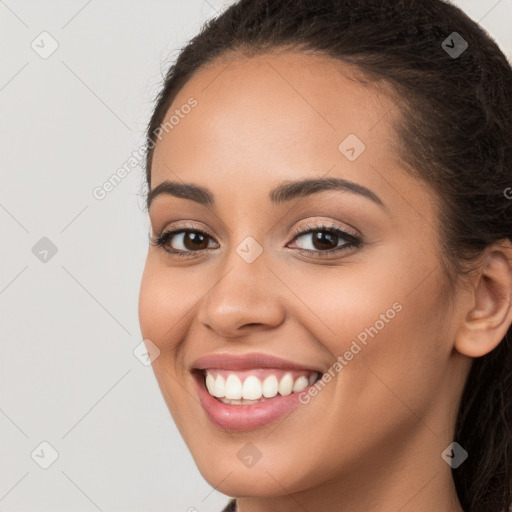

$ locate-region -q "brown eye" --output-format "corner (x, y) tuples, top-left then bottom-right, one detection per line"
(287, 223), (361, 257)
(151, 227), (218, 256)
(163, 230), (214, 252)
(309, 231), (340, 251)
(177, 231), (210, 251)
(151, 222), (361, 259)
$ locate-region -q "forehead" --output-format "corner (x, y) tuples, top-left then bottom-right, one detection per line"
(151, 51), (401, 188)
(149, 51), (441, 241)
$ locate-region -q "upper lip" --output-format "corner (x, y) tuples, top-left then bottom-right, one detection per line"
(191, 352), (324, 373)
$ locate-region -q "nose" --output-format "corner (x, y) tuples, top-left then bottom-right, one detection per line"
(196, 248), (287, 338)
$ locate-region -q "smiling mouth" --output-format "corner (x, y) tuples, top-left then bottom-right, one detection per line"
(195, 368), (323, 405)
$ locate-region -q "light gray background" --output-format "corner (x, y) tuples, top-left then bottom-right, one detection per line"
(1, 1), (511, 511)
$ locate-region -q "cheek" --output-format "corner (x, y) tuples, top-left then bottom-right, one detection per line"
(138, 258), (198, 351)
(287, 260), (405, 361)
(292, 249), (451, 416)
(138, 260), (200, 430)
(138, 266), (165, 346)
(309, 240), (449, 362)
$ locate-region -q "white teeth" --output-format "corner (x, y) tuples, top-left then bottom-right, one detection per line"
(242, 375), (262, 400)
(218, 397), (270, 405)
(225, 374), (242, 399)
(205, 372), (216, 395)
(214, 374), (225, 397)
(204, 370), (319, 401)
(262, 375), (278, 398)
(278, 373), (294, 396)
(293, 376), (309, 392)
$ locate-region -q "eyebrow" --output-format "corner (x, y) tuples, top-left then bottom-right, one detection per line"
(147, 177), (385, 210)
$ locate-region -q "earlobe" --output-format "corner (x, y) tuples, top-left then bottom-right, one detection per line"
(454, 240), (512, 358)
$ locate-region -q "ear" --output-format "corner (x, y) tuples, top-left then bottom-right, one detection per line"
(454, 239), (512, 358)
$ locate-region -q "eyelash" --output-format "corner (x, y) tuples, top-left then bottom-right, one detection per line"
(149, 221), (361, 259)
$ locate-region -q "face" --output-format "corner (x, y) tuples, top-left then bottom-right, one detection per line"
(138, 52), (468, 499)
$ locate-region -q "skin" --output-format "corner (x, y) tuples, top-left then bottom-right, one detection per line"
(138, 51), (512, 512)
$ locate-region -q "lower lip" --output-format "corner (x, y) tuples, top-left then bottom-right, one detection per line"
(193, 371), (311, 431)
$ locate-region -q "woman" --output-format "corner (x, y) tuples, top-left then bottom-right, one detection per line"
(138, 1), (512, 511)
